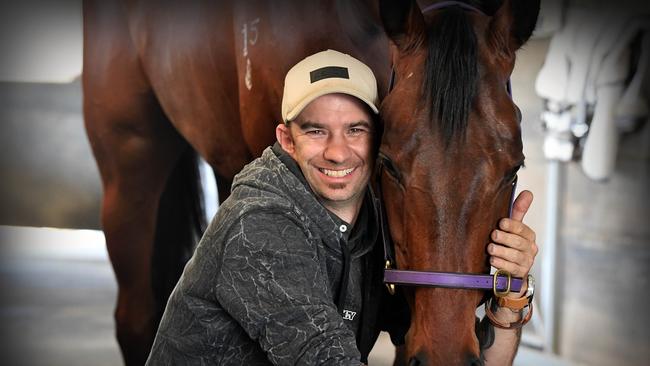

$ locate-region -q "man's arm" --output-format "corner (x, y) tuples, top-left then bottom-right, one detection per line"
(482, 190), (538, 365)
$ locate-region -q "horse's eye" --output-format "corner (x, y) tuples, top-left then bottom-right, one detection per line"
(505, 163), (524, 183)
(385, 163), (402, 182)
(514, 105), (522, 124)
(378, 153), (403, 184)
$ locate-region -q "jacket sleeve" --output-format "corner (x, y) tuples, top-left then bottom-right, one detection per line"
(215, 210), (361, 365)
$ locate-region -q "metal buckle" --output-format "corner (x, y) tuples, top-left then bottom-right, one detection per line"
(492, 269), (511, 297)
(385, 260), (396, 295)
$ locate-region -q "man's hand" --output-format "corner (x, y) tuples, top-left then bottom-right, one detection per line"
(481, 191), (538, 364)
(487, 190), (538, 297)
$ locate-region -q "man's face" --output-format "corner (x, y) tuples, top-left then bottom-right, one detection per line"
(277, 93), (374, 216)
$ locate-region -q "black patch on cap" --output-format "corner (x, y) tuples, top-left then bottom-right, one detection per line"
(310, 66), (349, 83)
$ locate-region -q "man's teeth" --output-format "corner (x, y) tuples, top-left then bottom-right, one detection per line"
(320, 168), (354, 177)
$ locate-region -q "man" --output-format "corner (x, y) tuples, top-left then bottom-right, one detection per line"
(146, 50), (537, 365)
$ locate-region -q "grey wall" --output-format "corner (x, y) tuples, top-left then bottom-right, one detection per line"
(0, 0), (82, 83)
(0, 80), (102, 229)
(513, 37), (650, 366)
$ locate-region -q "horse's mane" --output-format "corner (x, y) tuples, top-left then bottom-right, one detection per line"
(423, 5), (478, 146)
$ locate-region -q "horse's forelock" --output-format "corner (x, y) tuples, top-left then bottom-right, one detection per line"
(423, 6), (478, 146)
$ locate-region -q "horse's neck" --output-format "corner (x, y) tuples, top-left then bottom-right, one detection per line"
(334, 0), (382, 47)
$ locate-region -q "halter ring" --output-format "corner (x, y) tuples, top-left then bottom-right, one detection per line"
(385, 260), (396, 295)
(492, 269), (511, 297)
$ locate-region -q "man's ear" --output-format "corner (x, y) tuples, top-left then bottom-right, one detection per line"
(276, 123), (295, 155)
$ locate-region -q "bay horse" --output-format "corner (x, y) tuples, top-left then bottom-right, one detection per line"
(82, 0), (538, 364)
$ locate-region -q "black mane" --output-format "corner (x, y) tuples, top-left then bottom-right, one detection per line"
(423, 5), (478, 145)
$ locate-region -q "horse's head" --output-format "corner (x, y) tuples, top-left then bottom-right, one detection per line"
(377, 0), (539, 364)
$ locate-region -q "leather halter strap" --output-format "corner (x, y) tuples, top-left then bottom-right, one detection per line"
(379, 1), (522, 294)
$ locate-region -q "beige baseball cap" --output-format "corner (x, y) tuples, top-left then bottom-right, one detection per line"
(281, 49), (379, 122)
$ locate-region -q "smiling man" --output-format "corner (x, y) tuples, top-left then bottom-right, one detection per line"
(146, 50), (538, 365)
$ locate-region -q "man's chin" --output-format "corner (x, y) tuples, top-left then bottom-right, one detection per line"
(317, 186), (351, 201)
(326, 183), (347, 190)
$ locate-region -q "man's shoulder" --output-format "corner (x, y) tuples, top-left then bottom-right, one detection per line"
(205, 146), (341, 248)
(234, 147), (284, 180)
(227, 147), (329, 223)
(205, 154), (312, 241)
(230, 148), (300, 199)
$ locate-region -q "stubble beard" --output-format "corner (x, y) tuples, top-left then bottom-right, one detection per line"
(327, 183), (347, 190)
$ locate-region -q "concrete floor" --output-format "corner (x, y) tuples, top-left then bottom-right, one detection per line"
(0, 227), (119, 366)
(0, 226), (576, 366)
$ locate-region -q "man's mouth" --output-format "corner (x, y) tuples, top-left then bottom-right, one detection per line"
(319, 167), (355, 177)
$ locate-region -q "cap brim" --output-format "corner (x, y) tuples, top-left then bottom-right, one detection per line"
(284, 86), (379, 122)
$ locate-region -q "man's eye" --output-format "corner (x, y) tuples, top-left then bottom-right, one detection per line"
(306, 129), (324, 135)
(349, 128), (366, 135)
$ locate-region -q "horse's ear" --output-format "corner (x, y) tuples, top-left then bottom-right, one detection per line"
(489, 0), (540, 52)
(379, 0), (426, 52)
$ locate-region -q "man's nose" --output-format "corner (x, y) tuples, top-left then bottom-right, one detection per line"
(323, 134), (351, 163)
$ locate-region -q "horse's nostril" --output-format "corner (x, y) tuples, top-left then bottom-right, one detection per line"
(468, 355), (483, 366)
(409, 350), (430, 365)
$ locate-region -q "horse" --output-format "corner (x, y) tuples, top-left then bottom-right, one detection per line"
(82, 0), (538, 365)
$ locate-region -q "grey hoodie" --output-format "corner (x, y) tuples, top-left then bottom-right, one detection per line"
(146, 144), (401, 365)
